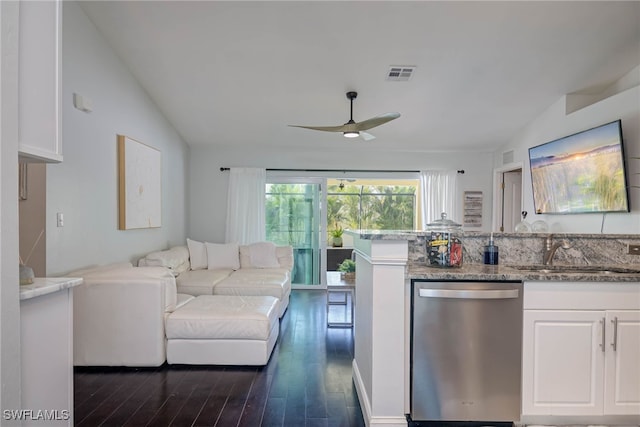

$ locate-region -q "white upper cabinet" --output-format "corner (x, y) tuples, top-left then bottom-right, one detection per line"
(18, 0), (62, 163)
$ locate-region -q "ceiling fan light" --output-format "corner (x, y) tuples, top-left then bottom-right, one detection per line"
(343, 131), (359, 138)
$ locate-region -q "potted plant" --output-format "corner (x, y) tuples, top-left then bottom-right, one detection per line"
(338, 258), (356, 283)
(331, 227), (344, 247)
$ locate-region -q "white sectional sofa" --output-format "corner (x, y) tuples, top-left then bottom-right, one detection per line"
(139, 240), (293, 317)
(72, 263), (184, 366)
(72, 241), (293, 367)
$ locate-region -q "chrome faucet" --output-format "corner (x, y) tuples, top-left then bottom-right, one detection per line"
(543, 235), (572, 265)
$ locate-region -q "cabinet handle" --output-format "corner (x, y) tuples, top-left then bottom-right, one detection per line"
(600, 317), (606, 352)
(418, 288), (519, 299)
(611, 317), (618, 351)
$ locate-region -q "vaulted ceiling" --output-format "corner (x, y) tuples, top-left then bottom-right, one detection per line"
(79, 1), (640, 152)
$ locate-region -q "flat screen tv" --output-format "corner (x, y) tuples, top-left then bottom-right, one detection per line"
(528, 120), (630, 214)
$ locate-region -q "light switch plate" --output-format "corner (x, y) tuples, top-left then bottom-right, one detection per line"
(627, 244), (640, 255)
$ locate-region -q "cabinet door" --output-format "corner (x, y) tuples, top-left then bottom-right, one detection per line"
(522, 310), (605, 416)
(21, 289), (73, 425)
(18, 0), (62, 162)
(604, 310), (640, 415)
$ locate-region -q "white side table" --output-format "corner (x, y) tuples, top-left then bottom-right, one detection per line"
(326, 271), (355, 328)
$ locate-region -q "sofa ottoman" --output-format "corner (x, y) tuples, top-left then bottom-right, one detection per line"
(165, 295), (279, 366)
(213, 269), (291, 317)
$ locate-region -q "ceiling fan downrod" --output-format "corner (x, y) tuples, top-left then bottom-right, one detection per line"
(344, 91), (359, 137)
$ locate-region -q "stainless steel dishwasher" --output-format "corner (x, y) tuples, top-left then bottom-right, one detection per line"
(409, 280), (523, 427)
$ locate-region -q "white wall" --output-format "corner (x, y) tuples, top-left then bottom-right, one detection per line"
(494, 72), (640, 234)
(189, 144), (494, 242)
(46, 2), (190, 275)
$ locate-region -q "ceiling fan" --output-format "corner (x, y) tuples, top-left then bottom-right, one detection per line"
(289, 91), (400, 141)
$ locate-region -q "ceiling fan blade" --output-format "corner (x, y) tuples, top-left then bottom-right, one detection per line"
(353, 112), (401, 131)
(288, 124), (347, 133)
(360, 132), (376, 141)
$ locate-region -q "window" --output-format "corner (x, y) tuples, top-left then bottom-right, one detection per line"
(327, 179), (418, 235)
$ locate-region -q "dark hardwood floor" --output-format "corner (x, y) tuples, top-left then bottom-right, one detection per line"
(74, 290), (364, 427)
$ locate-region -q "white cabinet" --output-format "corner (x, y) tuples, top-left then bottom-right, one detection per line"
(18, 0), (62, 163)
(523, 309), (604, 416)
(522, 282), (640, 423)
(604, 310), (640, 415)
(21, 287), (73, 425)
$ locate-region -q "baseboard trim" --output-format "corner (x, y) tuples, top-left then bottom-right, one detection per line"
(352, 359), (373, 426)
(520, 414), (640, 425)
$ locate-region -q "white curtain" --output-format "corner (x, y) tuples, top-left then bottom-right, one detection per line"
(225, 167), (266, 244)
(419, 170), (459, 227)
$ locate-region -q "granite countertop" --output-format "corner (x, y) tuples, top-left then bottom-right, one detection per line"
(20, 277), (83, 300)
(348, 229), (640, 282)
(409, 263), (640, 282)
(346, 229), (640, 241)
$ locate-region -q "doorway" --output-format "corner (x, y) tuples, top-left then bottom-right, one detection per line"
(19, 162), (46, 276)
(492, 163), (523, 233)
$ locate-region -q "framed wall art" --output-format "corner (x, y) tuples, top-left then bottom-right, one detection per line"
(117, 135), (161, 230)
(463, 190), (483, 227)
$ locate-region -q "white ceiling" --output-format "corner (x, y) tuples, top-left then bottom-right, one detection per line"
(79, 1), (640, 153)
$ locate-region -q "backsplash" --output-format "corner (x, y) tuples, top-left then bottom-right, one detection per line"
(408, 232), (640, 268)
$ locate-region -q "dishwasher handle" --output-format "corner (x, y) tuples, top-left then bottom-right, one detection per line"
(418, 288), (519, 300)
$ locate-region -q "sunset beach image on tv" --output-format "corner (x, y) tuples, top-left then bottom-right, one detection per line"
(528, 120), (630, 214)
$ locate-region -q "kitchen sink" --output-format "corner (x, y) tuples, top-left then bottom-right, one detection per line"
(510, 265), (640, 274)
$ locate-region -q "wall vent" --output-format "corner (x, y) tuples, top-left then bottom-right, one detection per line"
(386, 66), (416, 81)
(502, 150), (514, 165)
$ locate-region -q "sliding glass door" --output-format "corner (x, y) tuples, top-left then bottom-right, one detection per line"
(265, 180), (322, 286)
(265, 176), (419, 286)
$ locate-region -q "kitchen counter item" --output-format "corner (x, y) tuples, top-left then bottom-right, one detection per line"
(425, 213), (463, 268)
(483, 233), (499, 265)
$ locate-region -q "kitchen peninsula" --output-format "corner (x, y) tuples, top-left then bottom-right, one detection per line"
(20, 278), (82, 426)
(347, 229), (640, 427)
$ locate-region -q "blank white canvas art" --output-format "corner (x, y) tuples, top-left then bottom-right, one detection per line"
(118, 135), (161, 229)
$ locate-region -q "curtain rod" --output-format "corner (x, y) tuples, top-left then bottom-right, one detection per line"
(220, 167), (465, 174)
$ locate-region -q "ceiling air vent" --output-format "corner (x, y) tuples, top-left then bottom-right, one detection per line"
(386, 66), (416, 82)
(502, 150), (514, 165)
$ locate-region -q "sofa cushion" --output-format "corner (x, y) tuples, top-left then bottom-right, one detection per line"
(187, 238), (208, 270)
(77, 266), (178, 313)
(138, 246), (190, 276)
(239, 244), (294, 270)
(231, 267), (290, 282)
(166, 295), (279, 340)
(275, 246), (294, 271)
(214, 271), (290, 300)
(241, 242), (280, 268)
(175, 268), (233, 296)
(205, 242), (240, 270)
(175, 293), (196, 311)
